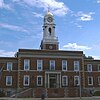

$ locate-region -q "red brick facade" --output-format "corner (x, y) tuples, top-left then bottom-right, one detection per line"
(0, 49), (100, 97)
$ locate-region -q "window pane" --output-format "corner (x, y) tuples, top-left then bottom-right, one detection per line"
(98, 65), (100, 71)
(74, 76), (79, 86)
(98, 77), (100, 85)
(87, 64), (92, 72)
(24, 59), (30, 70)
(62, 60), (67, 71)
(50, 60), (55, 70)
(7, 62), (12, 71)
(6, 76), (12, 86)
(62, 76), (68, 86)
(88, 76), (93, 85)
(38, 77), (41, 84)
(24, 75), (29, 86)
(37, 60), (42, 71)
(25, 77), (28, 84)
(74, 61), (79, 71)
(37, 76), (42, 86)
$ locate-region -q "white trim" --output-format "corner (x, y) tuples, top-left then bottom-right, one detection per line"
(87, 64), (92, 72)
(7, 62), (12, 71)
(23, 75), (30, 86)
(37, 60), (43, 71)
(6, 76), (12, 86)
(50, 60), (55, 70)
(88, 76), (93, 85)
(98, 64), (100, 72)
(62, 76), (68, 86)
(98, 76), (100, 85)
(37, 75), (43, 86)
(74, 76), (80, 86)
(74, 61), (79, 71)
(45, 71), (61, 74)
(62, 60), (67, 71)
(24, 59), (30, 70)
(18, 55), (83, 59)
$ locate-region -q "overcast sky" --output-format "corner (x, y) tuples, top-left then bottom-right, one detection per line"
(0, 0), (100, 59)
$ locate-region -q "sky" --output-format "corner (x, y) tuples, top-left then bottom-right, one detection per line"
(0, 0), (100, 59)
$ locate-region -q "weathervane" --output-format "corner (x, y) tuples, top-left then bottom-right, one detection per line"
(47, 4), (50, 12)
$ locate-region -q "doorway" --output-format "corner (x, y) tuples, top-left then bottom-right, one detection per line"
(49, 74), (57, 88)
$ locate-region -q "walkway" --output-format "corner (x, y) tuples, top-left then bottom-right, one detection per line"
(0, 97), (100, 100)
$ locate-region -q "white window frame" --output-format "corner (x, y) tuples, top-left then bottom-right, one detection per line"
(23, 75), (30, 86)
(87, 64), (92, 72)
(98, 64), (100, 72)
(24, 59), (30, 70)
(37, 76), (43, 86)
(74, 76), (80, 86)
(50, 60), (55, 70)
(62, 60), (67, 71)
(88, 76), (93, 85)
(6, 76), (12, 86)
(7, 62), (12, 71)
(74, 61), (79, 71)
(62, 76), (68, 86)
(37, 60), (43, 71)
(98, 76), (100, 85)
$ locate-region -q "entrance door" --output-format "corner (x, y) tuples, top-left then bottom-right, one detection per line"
(49, 74), (57, 88)
(45, 72), (61, 88)
(50, 78), (56, 88)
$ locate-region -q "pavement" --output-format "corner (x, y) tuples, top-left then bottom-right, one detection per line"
(0, 97), (100, 100)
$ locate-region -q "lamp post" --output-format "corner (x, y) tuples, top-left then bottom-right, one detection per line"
(79, 66), (82, 100)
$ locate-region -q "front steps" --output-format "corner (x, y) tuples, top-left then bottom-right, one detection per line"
(10, 87), (92, 98)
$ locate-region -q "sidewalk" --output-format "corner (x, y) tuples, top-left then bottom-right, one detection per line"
(0, 97), (100, 100)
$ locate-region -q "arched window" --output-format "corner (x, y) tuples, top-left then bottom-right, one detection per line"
(48, 27), (51, 36)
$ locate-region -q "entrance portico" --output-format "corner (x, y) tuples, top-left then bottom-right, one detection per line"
(45, 71), (61, 88)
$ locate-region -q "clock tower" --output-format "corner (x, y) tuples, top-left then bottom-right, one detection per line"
(40, 10), (59, 50)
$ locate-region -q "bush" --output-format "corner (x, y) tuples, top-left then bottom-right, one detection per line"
(94, 91), (100, 96)
(0, 90), (5, 97)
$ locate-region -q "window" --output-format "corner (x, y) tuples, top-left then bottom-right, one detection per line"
(23, 75), (30, 86)
(62, 76), (68, 86)
(88, 76), (93, 85)
(50, 60), (55, 70)
(74, 61), (79, 71)
(24, 59), (30, 70)
(87, 64), (92, 72)
(6, 76), (12, 86)
(98, 64), (100, 72)
(37, 76), (43, 86)
(37, 60), (43, 71)
(6, 91), (11, 96)
(98, 76), (100, 85)
(7, 62), (12, 71)
(74, 76), (80, 86)
(62, 60), (67, 71)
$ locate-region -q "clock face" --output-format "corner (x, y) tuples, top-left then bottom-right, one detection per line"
(47, 17), (53, 22)
(49, 45), (53, 49)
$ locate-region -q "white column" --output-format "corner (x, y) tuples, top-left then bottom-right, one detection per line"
(45, 73), (46, 88)
(57, 74), (59, 88)
(60, 74), (61, 88)
(48, 74), (49, 88)
(52, 26), (55, 37)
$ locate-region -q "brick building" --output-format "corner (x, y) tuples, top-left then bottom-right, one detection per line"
(0, 10), (100, 98)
